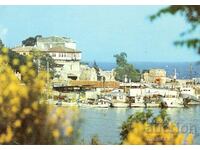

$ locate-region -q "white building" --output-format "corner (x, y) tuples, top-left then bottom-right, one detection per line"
(48, 46), (81, 80)
(36, 36), (76, 50)
(12, 36), (82, 81)
(143, 69), (167, 85)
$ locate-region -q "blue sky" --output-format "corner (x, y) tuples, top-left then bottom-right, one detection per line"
(0, 5), (199, 62)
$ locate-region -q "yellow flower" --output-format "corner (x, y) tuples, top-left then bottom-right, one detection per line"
(19, 86), (28, 99)
(27, 61), (33, 68)
(11, 106), (18, 113)
(1, 47), (8, 54)
(28, 69), (36, 77)
(27, 127), (32, 134)
(31, 102), (38, 110)
(52, 129), (60, 139)
(175, 134), (184, 145)
(5, 127), (13, 143)
(23, 108), (31, 115)
(65, 126), (73, 137)
(56, 108), (63, 116)
(10, 97), (20, 105)
(20, 65), (27, 74)
(14, 120), (21, 128)
(0, 134), (6, 144)
(186, 133), (193, 144)
(12, 58), (19, 66)
(0, 97), (3, 104)
(156, 116), (163, 124)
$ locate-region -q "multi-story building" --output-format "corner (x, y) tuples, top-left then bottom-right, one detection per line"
(12, 36), (82, 81)
(36, 36), (76, 50)
(143, 69), (166, 85)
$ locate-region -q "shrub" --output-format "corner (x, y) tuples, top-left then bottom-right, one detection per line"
(0, 47), (80, 144)
(121, 109), (193, 145)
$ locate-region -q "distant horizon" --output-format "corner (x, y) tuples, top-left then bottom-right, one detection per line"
(85, 60), (200, 64)
(0, 5), (200, 62)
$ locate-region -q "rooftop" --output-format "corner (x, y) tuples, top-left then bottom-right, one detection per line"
(48, 46), (81, 53)
(37, 36), (75, 43)
(12, 46), (44, 52)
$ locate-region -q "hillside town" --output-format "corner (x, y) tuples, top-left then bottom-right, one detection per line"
(11, 35), (200, 108)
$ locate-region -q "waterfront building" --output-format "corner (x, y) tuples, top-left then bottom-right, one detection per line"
(143, 69), (166, 85)
(48, 46), (81, 80)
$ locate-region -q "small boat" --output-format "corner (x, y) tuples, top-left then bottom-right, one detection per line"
(160, 97), (184, 108)
(78, 98), (110, 108)
(111, 102), (129, 108)
(95, 98), (111, 108)
(146, 103), (160, 107)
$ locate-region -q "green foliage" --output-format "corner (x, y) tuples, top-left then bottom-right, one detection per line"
(93, 61), (101, 81)
(0, 39), (3, 49)
(31, 50), (56, 78)
(120, 109), (170, 142)
(150, 5), (200, 54)
(90, 134), (100, 145)
(114, 52), (140, 82)
(0, 40), (26, 72)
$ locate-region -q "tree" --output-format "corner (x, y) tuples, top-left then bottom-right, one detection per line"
(31, 50), (56, 78)
(0, 48), (80, 144)
(22, 35), (42, 46)
(0, 40), (26, 72)
(93, 61), (101, 81)
(0, 39), (3, 49)
(150, 6), (200, 54)
(114, 52), (140, 82)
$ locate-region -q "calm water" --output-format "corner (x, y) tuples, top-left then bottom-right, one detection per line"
(79, 106), (200, 144)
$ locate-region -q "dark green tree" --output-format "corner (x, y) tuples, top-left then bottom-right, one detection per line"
(114, 52), (140, 82)
(93, 61), (101, 81)
(31, 50), (56, 78)
(22, 35), (42, 46)
(150, 5), (200, 54)
(0, 39), (3, 49)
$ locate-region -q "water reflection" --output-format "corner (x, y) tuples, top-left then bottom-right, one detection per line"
(79, 106), (200, 144)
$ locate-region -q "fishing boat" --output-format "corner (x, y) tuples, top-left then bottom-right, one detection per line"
(111, 102), (129, 108)
(160, 90), (184, 108)
(78, 98), (110, 108)
(180, 87), (200, 105)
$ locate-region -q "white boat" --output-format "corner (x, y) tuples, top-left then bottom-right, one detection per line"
(147, 103), (160, 107)
(160, 97), (184, 108)
(96, 99), (111, 108)
(111, 102), (129, 108)
(78, 98), (110, 108)
(180, 87), (200, 105)
(131, 96), (160, 108)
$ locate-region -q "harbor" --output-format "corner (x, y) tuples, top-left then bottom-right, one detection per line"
(50, 75), (200, 109)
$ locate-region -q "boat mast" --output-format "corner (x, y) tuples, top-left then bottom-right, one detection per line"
(172, 68), (177, 90)
(189, 63), (193, 80)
